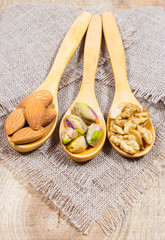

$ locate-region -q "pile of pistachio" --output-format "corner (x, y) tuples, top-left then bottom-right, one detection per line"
(108, 103), (153, 154)
(62, 102), (103, 154)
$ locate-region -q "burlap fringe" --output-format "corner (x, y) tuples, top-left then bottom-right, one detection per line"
(99, 74), (165, 105)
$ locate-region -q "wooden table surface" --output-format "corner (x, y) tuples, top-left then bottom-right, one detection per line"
(0, 1), (165, 240)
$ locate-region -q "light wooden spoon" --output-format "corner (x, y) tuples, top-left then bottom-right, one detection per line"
(102, 11), (155, 158)
(7, 12), (92, 152)
(59, 15), (106, 162)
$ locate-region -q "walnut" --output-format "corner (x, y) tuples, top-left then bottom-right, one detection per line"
(124, 120), (136, 134)
(122, 103), (138, 112)
(110, 135), (124, 147)
(120, 139), (140, 154)
(123, 134), (136, 141)
(110, 134), (140, 154)
(110, 121), (124, 135)
(138, 126), (153, 145)
(110, 107), (123, 119)
(120, 111), (133, 119)
(108, 103), (153, 155)
(134, 111), (149, 125)
(135, 110), (149, 118)
(121, 103), (139, 119)
(129, 128), (143, 148)
(115, 115), (127, 128)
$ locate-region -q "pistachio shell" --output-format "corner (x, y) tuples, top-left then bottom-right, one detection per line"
(65, 115), (87, 134)
(86, 123), (103, 146)
(62, 127), (78, 145)
(67, 136), (87, 153)
(74, 102), (98, 124)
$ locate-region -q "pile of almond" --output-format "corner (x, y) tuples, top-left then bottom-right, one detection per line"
(4, 90), (56, 144)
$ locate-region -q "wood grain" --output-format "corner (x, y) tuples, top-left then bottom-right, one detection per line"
(1, 0), (165, 9)
(111, 0), (165, 9)
(0, 0), (165, 240)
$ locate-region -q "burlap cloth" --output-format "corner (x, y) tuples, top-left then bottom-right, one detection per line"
(0, 3), (165, 235)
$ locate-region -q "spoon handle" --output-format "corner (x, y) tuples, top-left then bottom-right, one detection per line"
(78, 15), (102, 103)
(102, 12), (138, 107)
(39, 12), (92, 96)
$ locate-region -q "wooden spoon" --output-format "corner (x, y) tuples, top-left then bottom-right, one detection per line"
(59, 15), (106, 162)
(102, 11), (155, 158)
(7, 12), (92, 152)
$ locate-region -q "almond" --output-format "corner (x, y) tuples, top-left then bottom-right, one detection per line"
(43, 108), (56, 127)
(17, 90), (53, 108)
(4, 108), (26, 135)
(25, 98), (46, 130)
(11, 127), (46, 144)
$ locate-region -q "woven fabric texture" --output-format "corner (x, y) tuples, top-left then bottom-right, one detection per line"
(0, 3), (165, 234)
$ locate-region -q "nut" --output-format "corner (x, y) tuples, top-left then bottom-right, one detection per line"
(86, 123), (103, 146)
(25, 98), (46, 130)
(4, 108), (26, 135)
(120, 139), (140, 154)
(43, 108), (56, 127)
(129, 128), (143, 148)
(74, 102), (98, 124)
(62, 127), (78, 145)
(123, 120), (136, 134)
(110, 135), (140, 154)
(138, 126), (153, 145)
(110, 134), (123, 147)
(110, 121), (124, 135)
(67, 136), (87, 153)
(11, 127), (45, 144)
(65, 114), (87, 134)
(110, 107), (123, 119)
(17, 90), (53, 108)
(108, 103), (152, 154)
(115, 115), (127, 128)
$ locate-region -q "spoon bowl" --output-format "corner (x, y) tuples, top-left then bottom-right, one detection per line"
(7, 101), (57, 152)
(107, 102), (155, 158)
(60, 15), (106, 162)
(103, 11), (155, 158)
(6, 12), (92, 152)
(60, 97), (106, 162)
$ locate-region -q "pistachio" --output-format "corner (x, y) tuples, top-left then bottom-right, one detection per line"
(74, 102), (98, 124)
(62, 127), (78, 145)
(86, 123), (103, 146)
(67, 136), (87, 153)
(65, 115), (87, 134)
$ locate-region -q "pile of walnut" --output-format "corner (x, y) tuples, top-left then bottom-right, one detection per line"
(4, 90), (56, 144)
(108, 103), (153, 155)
